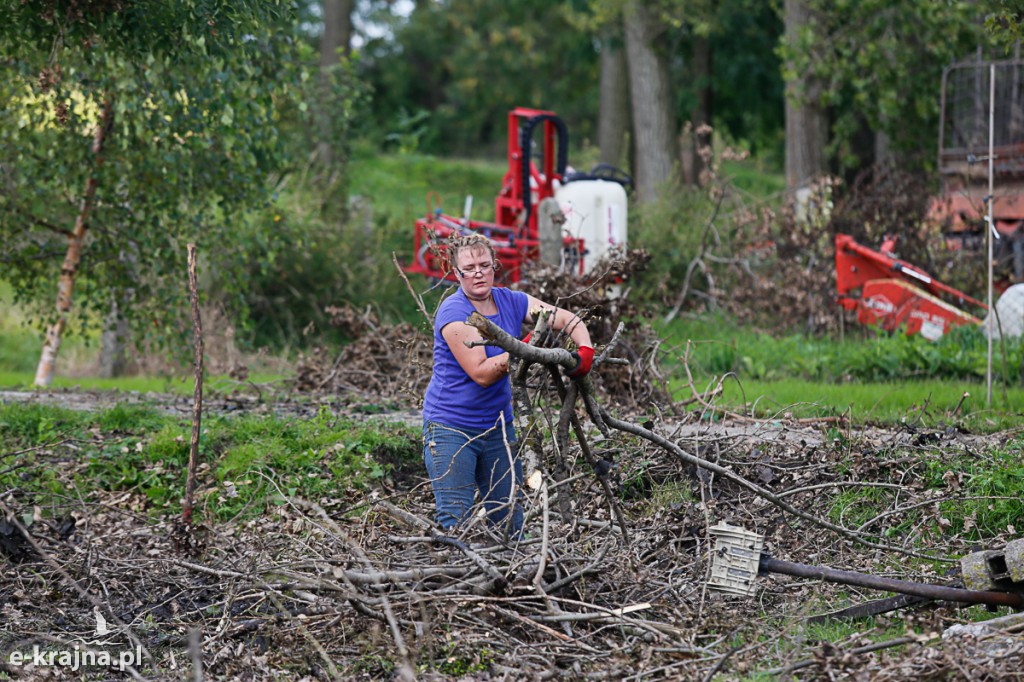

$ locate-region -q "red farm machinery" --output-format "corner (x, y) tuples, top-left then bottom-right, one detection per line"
(835, 233), (987, 340)
(405, 107), (630, 284)
(837, 58), (1024, 339)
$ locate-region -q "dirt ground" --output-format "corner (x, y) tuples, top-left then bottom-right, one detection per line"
(2, 379), (1022, 680)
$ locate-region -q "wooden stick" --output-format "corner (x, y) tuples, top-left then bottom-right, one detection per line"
(183, 243), (204, 526)
(391, 251), (433, 325)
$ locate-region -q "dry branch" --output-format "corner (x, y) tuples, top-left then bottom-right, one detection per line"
(467, 311), (955, 563)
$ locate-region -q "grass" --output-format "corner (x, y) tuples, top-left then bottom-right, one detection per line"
(0, 370), (285, 394)
(0, 401), (420, 522)
(660, 313), (1024, 431)
(721, 157), (786, 199)
(707, 377), (1024, 430)
(348, 150), (506, 227)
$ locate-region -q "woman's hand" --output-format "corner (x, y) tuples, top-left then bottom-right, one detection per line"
(567, 346), (594, 378)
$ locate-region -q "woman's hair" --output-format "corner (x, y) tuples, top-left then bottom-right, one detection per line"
(446, 233), (497, 268)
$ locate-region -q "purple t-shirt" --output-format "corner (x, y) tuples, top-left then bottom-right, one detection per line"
(423, 287), (530, 430)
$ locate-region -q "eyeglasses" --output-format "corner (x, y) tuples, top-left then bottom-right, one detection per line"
(455, 262), (495, 277)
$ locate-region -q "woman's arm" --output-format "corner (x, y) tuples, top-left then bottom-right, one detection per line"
(441, 321), (510, 387)
(523, 294), (592, 349)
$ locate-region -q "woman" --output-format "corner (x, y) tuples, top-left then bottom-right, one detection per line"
(422, 234), (593, 536)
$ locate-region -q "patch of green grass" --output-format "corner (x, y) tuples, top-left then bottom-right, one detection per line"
(0, 402), (420, 522)
(661, 314), (1024, 385)
(829, 486), (917, 536)
(348, 151), (505, 226)
(0, 401), (88, 445)
(703, 377), (1024, 431)
(721, 157), (786, 199)
(800, 614), (908, 644)
(661, 313), (1024, 430)
(94, 404), (166, 433)
(0, 371), (284, 394)
(921, 438), (1024, 539)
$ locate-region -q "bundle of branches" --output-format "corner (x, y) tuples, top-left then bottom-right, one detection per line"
(518, 248), (671, 409)
(291, 305), (431, 403)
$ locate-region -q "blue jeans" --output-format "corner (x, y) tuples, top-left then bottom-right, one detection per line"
(422, 419), (523, 536)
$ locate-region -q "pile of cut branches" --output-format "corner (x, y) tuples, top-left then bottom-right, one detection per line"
(292, 248), (671, 412)
(292, 305), (432, 404)
(518, 248), (671, 409)
(3, 405), (1022, 679)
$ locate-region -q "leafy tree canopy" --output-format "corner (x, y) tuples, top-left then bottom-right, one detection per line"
(0, 1), (337, 351)
(359, 0), (601, 155)
(779, 0), (996, 173)
(985, 0), (1024, 48)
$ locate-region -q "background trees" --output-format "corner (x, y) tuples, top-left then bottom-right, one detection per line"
(359, 0), (787, 201)
(0, 0), (1014, 377)
(780, 0), (990, 184)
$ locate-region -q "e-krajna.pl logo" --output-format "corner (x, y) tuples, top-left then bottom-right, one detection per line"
(7, 644), (143, 673)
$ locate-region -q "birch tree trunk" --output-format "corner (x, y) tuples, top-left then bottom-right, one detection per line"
(623, 0), (677, 205)
(598, 28), (630, 168)
(783, 0), (828, 194)
(34, 98), (114, 388)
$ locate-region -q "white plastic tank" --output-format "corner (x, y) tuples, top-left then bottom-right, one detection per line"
(554, 179), (628, 274)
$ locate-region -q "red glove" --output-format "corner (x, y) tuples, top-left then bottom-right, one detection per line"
(521, 331), (532, 344)
(568, 346), (594, 378)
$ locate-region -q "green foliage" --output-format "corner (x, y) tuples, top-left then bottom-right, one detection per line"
(781, 0), (994, 172)
(984, 0), (1024, 50)
(628, 185), (719, 304)
(359, 0), (786, 161)
(0, 1), (361, 365)
(360, 0), (601, 155)
(703, 0), (786, 159)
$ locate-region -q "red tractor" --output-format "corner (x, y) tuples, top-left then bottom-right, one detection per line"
(405, 107), (630, 284)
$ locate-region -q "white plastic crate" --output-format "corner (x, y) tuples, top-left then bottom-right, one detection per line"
(707, 523), (764, 596)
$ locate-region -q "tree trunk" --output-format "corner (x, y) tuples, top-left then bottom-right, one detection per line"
(98, 300), (129, 378)
(317, 0), (354, 167)
(682, 34), (713, 186)
(623, 0), (677, 205)
(34, 98), (114, 388)
(598, 28), (630, 169)
(783, 0), (828, 194)
(874, 127), (892, 168)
